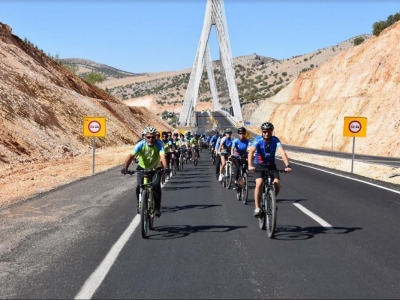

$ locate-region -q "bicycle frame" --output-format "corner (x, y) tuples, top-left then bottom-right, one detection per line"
(255, 166), (285, 238)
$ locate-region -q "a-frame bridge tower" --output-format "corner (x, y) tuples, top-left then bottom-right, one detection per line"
(178, 0), (243, 126)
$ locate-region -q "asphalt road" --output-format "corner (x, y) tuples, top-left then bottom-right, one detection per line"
(206, 111), (400, 168)
(1, 118), (400, 298)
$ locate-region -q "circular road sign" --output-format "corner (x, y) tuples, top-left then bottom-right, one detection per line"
(88, 120), (101, 134)
(348, 120), (362, 133)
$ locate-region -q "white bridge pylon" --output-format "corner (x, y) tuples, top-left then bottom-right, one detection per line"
(178, 0), (244, 127)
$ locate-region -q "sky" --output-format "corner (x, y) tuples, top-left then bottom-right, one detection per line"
(1, 0), (399, 73)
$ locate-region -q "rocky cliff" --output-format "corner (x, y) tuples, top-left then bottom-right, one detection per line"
(250, 22), (400, 156)
(0, 23), (173, 168)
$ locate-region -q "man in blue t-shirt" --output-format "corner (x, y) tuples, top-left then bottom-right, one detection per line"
(230, 127), (251, 189)
(248, 122), (292, 218)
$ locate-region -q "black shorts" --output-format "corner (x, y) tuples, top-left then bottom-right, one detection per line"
(253, 164), (280, 181)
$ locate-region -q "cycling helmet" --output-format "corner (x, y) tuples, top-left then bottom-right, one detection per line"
(143, 126), (157, 135)
(186, 131), (191, 136)
(224, 128), (232, 134)
(261, 122), (274, 131)
(237, 127), (246, 134)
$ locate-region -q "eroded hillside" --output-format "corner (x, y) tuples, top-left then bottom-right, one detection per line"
(0, 23), (173, 169)
(250, 22), (400, 157)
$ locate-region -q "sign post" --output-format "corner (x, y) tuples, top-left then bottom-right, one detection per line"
(343, 117), (367, 173)
(83, 117), (107, 175)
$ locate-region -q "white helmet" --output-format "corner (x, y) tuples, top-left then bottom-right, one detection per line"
(143, 126), (157, 135)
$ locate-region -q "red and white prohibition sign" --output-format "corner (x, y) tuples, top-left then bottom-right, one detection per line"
(88, 120), (101, 134)
(348, 120), (362, 134)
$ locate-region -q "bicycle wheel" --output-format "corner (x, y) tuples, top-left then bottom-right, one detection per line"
(225, 163), (232, 189)
(148, 192), (155, 230)
(180, 157), (184, 170)
(266, 189), (277, 238)
(194, 152), (198, 166)
(236, 176), (242, 201)
(259, 192), (266, 230)
(242, 172), (248, 205)
(141, 190), (149, 238)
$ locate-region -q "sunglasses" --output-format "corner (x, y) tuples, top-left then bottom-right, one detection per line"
(145, 136), (156, 140)
(262, 130), (273, 134)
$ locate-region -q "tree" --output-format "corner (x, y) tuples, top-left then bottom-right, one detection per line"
(353, 36), (365, 46)
(81, 72), (105, 85)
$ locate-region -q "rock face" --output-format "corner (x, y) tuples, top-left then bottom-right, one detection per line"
(0, 23), (173, 168)
(250, 22), (400, 157)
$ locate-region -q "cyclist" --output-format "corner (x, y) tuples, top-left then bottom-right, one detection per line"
(191, 133), (200, 158)
(214, 133), (222, 179)
(230, 127), (251, 189)
(121, 126), (169, 218)
(218, 128), (233, 182)
(185, 132), (193, 161)
(247, 122), (292, 218)
(161, 131), (175, 169)
(172, 132), (182, 169)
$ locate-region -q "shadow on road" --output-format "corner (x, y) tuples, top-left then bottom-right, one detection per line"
(163, 185), (210, 191)
(273, 225), (362, 240)
(148, 224), (247, 240)
(161, 204), (221, 214)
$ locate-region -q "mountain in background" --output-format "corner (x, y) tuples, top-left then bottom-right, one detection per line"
(0, 22), (173, 168)
(63, 34), (370, 116)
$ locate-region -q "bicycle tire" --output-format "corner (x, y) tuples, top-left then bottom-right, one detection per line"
(148, 191), (155, 231)
(242, 172), (248, 205)
(141, 190), (149, 238)
(259, 192), (267, 230)
(225, 163), (232, 189)
(266, 189), (277, 238)
(194, 152), (198, 166)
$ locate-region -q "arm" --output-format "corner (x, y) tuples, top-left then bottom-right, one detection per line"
(160, 153), (168, 169)
(277, 146), (292, 173)
(122, 153), (136, 172)
(247, 145), (256, 172)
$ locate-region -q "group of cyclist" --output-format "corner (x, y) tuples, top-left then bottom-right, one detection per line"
(208, 122), (292, 217)
(121, 121), (292, 219)
(121, 127), (205, 217)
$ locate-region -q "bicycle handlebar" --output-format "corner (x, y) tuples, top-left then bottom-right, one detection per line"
(124, 168), (170, 175)
(254, 166), (287, 173)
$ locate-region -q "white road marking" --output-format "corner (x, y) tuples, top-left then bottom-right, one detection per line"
(74, 215), (140, 299)
(276, 158), (400, 195)
(293, 203), (332, 229)
(75, 173), (171, 299)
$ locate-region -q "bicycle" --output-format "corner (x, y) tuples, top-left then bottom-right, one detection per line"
(221, 157), (233, 189)
(193, 146), (199, 166)
(255, 166), (286, 238)
(211, 150), (216, 165)
(178, 149), (185, 170)
(126, 169), (160, 238)
(233, 157), (248, 204)
(169, 153), (177, 176)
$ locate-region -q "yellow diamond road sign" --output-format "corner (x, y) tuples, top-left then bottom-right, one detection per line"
(83, 117), (106, 137)
(343, 117), (367, 137)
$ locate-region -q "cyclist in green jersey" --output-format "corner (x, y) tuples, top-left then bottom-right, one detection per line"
(121, 126), (169, 217)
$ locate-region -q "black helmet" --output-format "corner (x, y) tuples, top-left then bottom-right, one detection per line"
(261, 122), (274, 131)
(237, 127), (246, 134)
(224, 128), (232, 134)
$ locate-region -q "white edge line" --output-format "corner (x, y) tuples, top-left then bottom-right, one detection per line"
(293, 203), (332, 229)
(276, 158), (400, 195)
(75, 174), (170, 299)
(74, 215), (140, 299)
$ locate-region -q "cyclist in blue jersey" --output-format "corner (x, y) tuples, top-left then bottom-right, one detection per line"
(214, 133), (222, 179)
(218, 128), (233, 182)
(121, 126), (169, 218)
(230, 127), (251, 190)
(248, 122), (292, 217)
